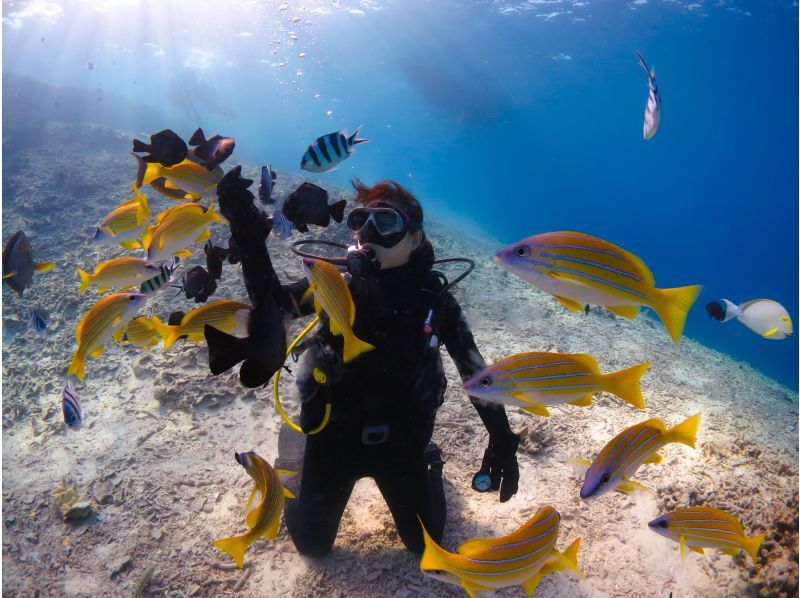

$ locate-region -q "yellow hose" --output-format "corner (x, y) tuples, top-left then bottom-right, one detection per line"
(273, 315), (331, 435)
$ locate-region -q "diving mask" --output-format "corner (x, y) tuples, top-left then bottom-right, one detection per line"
(346, 207), (408, 236)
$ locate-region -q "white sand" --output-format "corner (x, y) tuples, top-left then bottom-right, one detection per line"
(2, 123), (797, 597)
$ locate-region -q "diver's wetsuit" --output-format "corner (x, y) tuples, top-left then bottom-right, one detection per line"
(278, 262), (514, 556)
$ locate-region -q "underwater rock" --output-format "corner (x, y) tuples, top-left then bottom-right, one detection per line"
(63, 501), (94, 522)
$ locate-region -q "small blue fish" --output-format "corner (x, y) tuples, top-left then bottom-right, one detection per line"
(62, 381), (82, 427)
(258, 165), (277, 204)
(27, 308), (47, 334)
(300, 127), (369, 173)
(271, 211), (293, 239)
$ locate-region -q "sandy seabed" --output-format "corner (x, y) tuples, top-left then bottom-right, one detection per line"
(2, 123), (798, 597)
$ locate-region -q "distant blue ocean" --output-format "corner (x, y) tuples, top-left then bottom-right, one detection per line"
(4, 0), (797, 388)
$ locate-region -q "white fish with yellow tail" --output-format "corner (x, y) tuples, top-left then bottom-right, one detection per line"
(464, 352), (650, 417)
(142, 199), (225, 262)
(301, 258), (375, 363)
(648, 506), (766, 566)
(706, 298), (792, 340)
(68, 293), (147, 381)
(120, 316), (160, 350)
(636, 50), (661, 140)
(214, 451), (296, 568)
(77, 257), (161, 294)
(575, 413), (700, 500)
(420, 506), (582, 597)
(134, 154), (223, 201)
(149, 300), (251, 350)
(495, 231), (702, 342)
(92, 184), (151, 250)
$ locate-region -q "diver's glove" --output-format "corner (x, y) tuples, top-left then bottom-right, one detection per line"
(471, 431), (520, 502)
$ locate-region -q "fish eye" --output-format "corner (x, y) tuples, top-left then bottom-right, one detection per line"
(659, 520), (668, 529)
(480, 377), (491, 388)
(515, 246), (530, 258)
(599, 473), (610, 485)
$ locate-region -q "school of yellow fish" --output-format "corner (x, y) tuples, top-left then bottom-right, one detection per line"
(36, 129), (771, 594)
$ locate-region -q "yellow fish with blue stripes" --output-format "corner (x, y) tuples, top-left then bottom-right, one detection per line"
(214, 451), (296, 568)
(420, 506), (582, 597)
(464, 352), (649, 416)
(77, 257), (160, 294)
(68, 293), (147, 381)
(150, 300), (251, 350)
(134, 154), (223, 201)
(92, 184), (151, 250)
(576, 413), (700, 500)
(495, 231), (702, 342)
(142, 199), (225, 262)
(120, 316), (160, 350)
(649, 506), (766, 566)
(302, 258), (374, 363)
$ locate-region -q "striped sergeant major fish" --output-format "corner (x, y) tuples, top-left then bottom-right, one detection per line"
(301, 258), (375, 363)
(300, 127), (369, 173)
(149, 299), (251, 350)
(139, 257), (180, 294)
(68, 293), (147, 381)
(419, 506), (583, 597)
(214, 451), (296, 568)
(62, 380), (82, 427)
(463, 352), (650, 417)
(636, 50), (661, 140)
(576, 413), (700, 500)
(648, 506), (766, 566)
(494, 232), (702, 343)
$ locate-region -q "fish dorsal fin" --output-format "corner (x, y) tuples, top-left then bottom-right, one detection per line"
(639, 418), (667, 432)
(606, 305), (639, 319)
(566, 353), (601, 373)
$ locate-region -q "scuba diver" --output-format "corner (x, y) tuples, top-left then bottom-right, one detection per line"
(214, 168), (521, 557)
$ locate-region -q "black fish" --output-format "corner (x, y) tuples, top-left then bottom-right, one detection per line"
(584, 304), (590, 316)
(204, 241), (228, 280)
(705, 301), (726, 322)
(27, 308), (47, 334)
(189, 128), (235, 170)
(205, 295), (287, 388)
(173, 266), (217, 303)
(281, 183), (346, 233)
(132, 129), (188, 167)
(2, 231), (55, 297)
(227, 236), (241, 265)
(258, 165), (277, 204)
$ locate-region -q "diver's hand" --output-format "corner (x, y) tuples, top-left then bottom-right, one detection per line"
(471, 432), (520, 502)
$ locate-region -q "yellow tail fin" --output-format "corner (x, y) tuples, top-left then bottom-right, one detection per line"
(77, 269), (92, 295)
(133, 153), (162, 186)
(418, 518), (450, 574)
(603, 362), (650, 409)
(652, 285), (703, 342)
(666, 413), (700, 448)
(213, 534), (252, 569)
(34, 262), (56, 273)
(562, 538), (582, 576)
(743, 532), (766, 566)
(206, 196), (226, 224)
(150, 315), (180, 350)
(342, 332), (375, 364)
(67, 350), (86, 382)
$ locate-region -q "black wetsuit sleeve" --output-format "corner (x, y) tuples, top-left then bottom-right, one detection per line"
(438, 292), (513, 439)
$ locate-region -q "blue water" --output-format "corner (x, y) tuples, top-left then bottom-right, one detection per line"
(4, 0), (797, 389)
